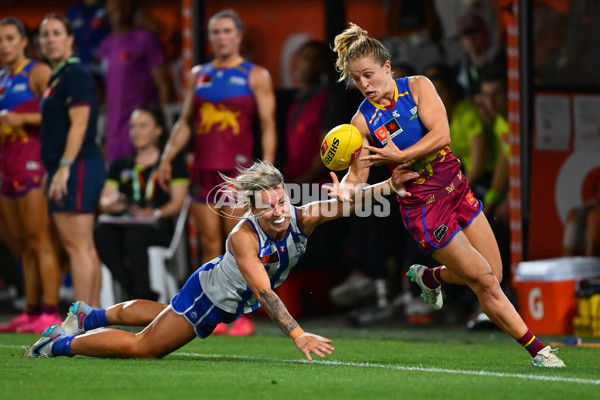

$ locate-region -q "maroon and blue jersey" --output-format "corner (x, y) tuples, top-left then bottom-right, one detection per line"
(192, 59), (256, 171)
(0, 59), (45, 184)
(358, 77), (462, 208)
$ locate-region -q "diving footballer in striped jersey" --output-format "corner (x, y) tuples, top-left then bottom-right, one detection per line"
(25, 161), (418, 360)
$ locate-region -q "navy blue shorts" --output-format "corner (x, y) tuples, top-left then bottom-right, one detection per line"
(47, 155), (106, 215)
(171, 267), (239, 338)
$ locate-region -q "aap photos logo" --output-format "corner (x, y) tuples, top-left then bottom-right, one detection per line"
(206, 182), (392, 220)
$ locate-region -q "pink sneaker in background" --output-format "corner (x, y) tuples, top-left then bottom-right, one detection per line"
(16, 313), (62, 333)
(228, 315), (255, 336)
(0, 312), (36, 333)
(211, 323), (228, 335)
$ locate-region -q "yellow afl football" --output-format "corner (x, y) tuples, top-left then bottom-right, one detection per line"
(320, 124), (363, 171)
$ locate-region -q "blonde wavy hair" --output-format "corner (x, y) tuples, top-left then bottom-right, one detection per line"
(333, 23), (391, 82)
(219, 161), (284, 210)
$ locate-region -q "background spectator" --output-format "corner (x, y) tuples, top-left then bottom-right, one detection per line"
(425, 62), (496, 198)
(563, 173), (600, 257)
(39, 13), (106, 307)
(95, 106), (189, 300)
(454, 11), (506, 100)
(100, 0), (173, 162)
(65, 0), (110, 76)
(283, 40), (344, 185)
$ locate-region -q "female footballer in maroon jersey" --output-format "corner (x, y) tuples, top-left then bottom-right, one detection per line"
(333, 23), (564, 367)
(0, 17), (62, 333)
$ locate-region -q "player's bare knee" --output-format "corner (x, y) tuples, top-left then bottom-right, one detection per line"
(495, 269), (503, 284)
(472, 273), (500, 298)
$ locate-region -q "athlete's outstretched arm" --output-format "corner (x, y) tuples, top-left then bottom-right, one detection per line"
(228, 223), (334, 361)
(298, 165), (420, 235)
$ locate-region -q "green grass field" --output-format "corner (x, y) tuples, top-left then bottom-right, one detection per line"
(1, 320), (599, 400)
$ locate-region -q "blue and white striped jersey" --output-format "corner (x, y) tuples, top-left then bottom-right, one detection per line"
(198, 206), (308, 314)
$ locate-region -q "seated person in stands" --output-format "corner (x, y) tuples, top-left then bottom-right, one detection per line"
(94, 106), (189, 300)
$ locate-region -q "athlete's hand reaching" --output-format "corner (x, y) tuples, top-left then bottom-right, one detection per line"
(390, 164), (419, 197)
(294, 332), (334, 361)
(323, 171), (359, 203)
(361, 129), (407, 166)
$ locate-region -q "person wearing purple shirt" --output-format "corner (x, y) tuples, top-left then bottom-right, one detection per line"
(99, 0), (173, 162)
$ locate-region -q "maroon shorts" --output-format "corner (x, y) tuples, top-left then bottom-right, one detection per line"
(400, 173), (482, 254)
(0, 175), (44, 198)
(190, 169), (237, 204)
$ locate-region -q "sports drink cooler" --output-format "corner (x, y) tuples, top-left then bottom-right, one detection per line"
(514, 257), (600, 335)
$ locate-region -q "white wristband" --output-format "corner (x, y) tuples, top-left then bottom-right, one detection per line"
(153, 209), (162, 219)
(297, 332), (326, 342)
(388, 179), (407, 197)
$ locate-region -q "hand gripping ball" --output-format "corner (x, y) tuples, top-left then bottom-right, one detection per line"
(320, 124), (363, 171)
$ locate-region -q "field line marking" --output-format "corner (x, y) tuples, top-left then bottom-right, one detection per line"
(177, 352), (600, 386)
(2, 344), (597, 385)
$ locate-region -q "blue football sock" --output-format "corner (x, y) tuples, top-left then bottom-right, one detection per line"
(84, 309), (109, 331)
(52, 336), (75, 357)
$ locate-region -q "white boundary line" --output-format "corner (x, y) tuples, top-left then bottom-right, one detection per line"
(176, 352), (600, 385)
(3, 344), (598, 385)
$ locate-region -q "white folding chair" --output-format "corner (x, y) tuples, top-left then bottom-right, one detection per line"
(148, 196), (191, 303)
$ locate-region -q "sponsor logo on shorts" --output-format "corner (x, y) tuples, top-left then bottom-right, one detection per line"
(433, 224), (448, 242)
(466, 191), (477, 207)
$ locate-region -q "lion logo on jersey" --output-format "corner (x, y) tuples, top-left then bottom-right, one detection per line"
(197, 103), (240, 135)
(0, 124), (29, 145)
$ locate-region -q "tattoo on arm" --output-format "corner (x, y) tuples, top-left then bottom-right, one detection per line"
(259, 289), (299, 335)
